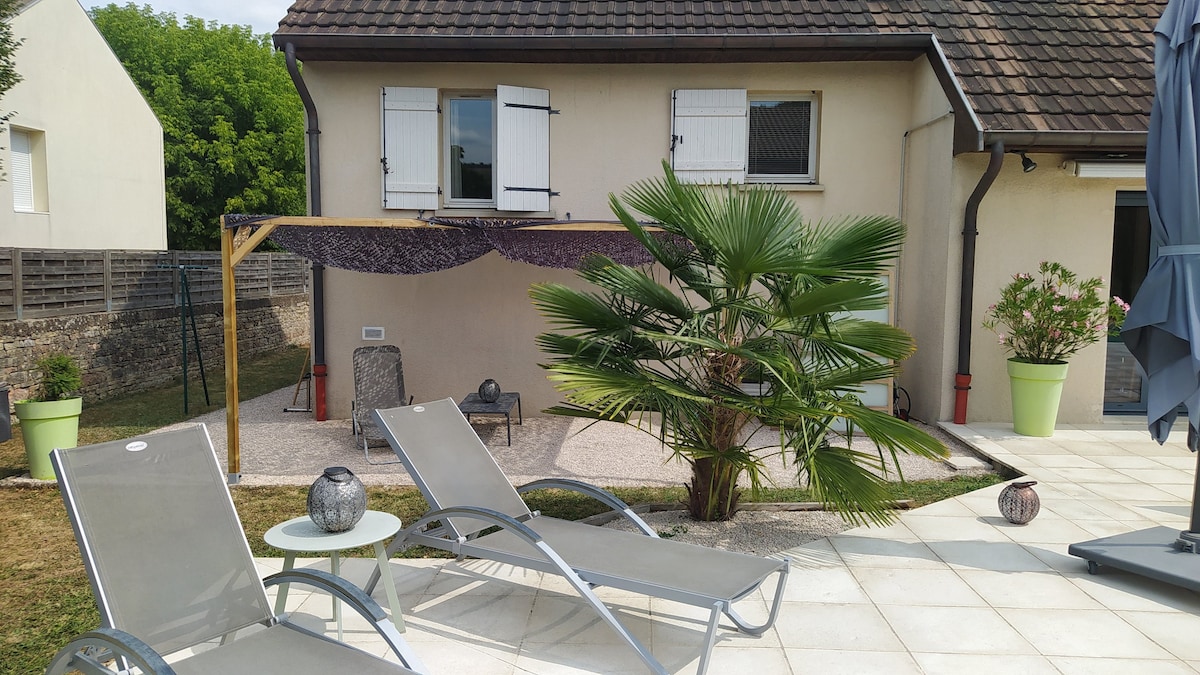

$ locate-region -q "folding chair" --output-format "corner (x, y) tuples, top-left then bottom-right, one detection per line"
(365, 399), (789, 675)
(46, 425), (427, 675)
(352, 345), (411, 465)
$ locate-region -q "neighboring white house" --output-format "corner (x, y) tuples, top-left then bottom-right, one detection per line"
(272, 1), (1158, 427)
(1, 0), (166, 250)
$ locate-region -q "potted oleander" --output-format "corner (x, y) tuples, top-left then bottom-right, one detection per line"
(983, 262), (1120, 436)
(15, 354), (83, 480)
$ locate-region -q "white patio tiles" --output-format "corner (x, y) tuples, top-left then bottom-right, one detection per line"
(252, 420), (1200, 674)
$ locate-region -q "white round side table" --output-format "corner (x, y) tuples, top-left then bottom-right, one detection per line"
(264, 510), (403, 639)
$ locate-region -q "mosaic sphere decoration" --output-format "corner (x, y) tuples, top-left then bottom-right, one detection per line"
(998, 480), (1040, 525)
(478, 378), (502, 403)
(307, 466), (367, 532)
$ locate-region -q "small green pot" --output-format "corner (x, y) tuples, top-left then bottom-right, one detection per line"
(1007, 359), (1069, 437)
(14, 398), (82, 480)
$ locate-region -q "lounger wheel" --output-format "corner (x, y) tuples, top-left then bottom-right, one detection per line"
(1087, 560), (1099, 574)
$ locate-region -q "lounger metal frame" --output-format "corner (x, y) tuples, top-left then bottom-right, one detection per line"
(365, 399), (789, 675)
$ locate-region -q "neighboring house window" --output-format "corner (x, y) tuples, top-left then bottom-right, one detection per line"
(381, 85), (552, 212)
(11, 128), (47, 213)
(671, 89), (818, 184)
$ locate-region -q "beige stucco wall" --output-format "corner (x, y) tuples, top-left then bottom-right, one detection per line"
(0, 0), (166, 250)
(305, 59), (931, 416)
(894, 56), (959, 425)
(955, 153), (1145, 425)
(303, 55), (1144, 428)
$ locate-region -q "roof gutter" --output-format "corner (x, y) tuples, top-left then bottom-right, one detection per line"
(954, 140), (1006, 425)
(284, 42), (328, 422)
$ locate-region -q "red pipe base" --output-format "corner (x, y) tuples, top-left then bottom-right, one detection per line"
(313, 363), (328, 421)
(953, 373), (972, 424)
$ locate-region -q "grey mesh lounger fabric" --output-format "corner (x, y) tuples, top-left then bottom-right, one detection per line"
(365, 398), (790, 675)
(46, 424), (427, 675)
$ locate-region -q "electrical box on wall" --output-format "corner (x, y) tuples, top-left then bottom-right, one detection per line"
(362, 327), (385, 341)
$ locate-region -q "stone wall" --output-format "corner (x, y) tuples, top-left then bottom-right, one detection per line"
(1, 295), (309, 403)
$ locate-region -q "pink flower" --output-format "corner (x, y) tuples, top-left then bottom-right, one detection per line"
(1052, 305), (1063, 312)
(998, 335), (1006, 344)
(1071, 291), (1080, 300)
(1023, 310), (1033, 320)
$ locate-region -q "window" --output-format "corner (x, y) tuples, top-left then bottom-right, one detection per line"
(382, 85), (552, 212)
(445, 95), (496, 205)
(747, 97), (816, 182)
(10, 128), (47, 213)
(672, 89), (818, 184)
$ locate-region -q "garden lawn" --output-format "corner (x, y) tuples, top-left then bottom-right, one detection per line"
(0, 345), (1002, 672)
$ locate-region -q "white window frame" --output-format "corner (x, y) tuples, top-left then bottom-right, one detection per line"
(745, 93), (819, 184)
(442, 91), (498, 209)
(10, 127), (45, 213)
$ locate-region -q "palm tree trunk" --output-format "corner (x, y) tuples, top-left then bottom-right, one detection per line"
(687, 456), (740, 521)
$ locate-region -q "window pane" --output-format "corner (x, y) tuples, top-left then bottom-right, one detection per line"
(748, 100), (811, 176)
(11, 130), (33, 212)
(448, 98), (494, 200)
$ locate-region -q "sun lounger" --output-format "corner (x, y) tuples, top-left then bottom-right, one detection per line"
(364, 398), (789, 675)
(46, 425), (427, 675)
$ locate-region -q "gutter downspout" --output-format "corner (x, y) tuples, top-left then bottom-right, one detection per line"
(953, 140), (1005, 424)
(285, 42), (328, 421)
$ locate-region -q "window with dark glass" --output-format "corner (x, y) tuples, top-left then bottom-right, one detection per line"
(446, 96), (495, 203)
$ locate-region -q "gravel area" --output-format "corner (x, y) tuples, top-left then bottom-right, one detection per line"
(148, 387), (998, 555)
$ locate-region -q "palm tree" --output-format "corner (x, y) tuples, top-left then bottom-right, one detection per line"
(529, 163), (946, 522)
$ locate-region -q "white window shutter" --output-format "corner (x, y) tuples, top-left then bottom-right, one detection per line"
(11, 130), (33, 212)
(382, 87), (439, 210)
(671, 89), (747, 184)
(497, 85), (551, 212)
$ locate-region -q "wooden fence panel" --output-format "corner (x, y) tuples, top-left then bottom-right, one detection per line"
(0, 249), (14, 320)
(19, 251), (107, 318)
(0, 248), (309, 321)
(109, 252), (176, 311)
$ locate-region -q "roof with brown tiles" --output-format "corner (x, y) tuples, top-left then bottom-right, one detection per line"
(275, 1), (1164, 142)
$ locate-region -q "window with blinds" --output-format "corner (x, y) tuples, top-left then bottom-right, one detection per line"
(11, 129), (34, 212)
(748, 99), (816, 181)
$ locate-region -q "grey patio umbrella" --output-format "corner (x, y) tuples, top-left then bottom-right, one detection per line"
(1122, 0), (1200, 455)
(1070, 0), (1200, 585)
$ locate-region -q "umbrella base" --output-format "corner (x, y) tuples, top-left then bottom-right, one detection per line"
(1069, 526), (1200, 592)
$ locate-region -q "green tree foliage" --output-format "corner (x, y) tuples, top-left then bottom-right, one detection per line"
(90, 4), (304, 249)
(0, 0), (23, 172)
(531, 162), (946, 522)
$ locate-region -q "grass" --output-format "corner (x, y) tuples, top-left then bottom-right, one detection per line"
(0, 345), (1003, 672)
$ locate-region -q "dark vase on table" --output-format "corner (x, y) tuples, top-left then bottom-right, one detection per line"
(307, 466), (367, 532)
(478, 379), (501, 403)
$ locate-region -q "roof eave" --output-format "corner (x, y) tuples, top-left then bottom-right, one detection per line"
(272, 31), (935, 64)
(982, 130), (1148, 154)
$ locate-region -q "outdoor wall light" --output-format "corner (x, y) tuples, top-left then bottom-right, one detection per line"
(1017, 151), (1038, 173)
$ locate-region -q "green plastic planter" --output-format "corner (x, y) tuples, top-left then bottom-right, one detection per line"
(1007, 359), (1069, 437)
(15, 398), (82, 480)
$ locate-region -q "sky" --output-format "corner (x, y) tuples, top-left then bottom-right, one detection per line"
(138, 0), (294, 36)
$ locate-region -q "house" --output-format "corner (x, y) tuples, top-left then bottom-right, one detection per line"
(2, 0), (166, 250)
(273, 0), (1159, 427)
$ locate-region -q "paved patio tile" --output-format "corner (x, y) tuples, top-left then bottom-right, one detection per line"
(780, 564), (871, 604)
(784, 648), (921, 674)
(878, 605), (1038, 655)
(1048, 656), (1196, 675)
(910, 652), (1060, 674)
(772, 602), (905, 651)
(1023, 454), (1105, 469)
(828, 534), (948, 569)
(851, 567), (986, 606)
(956, 569), (1104, 609)
(901, 514), (1013, 543)
(1120, 610), (1200, 660)
(998, 607), (1174, 658)
(925, 539), (1054, 572)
